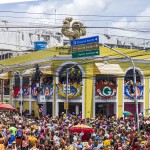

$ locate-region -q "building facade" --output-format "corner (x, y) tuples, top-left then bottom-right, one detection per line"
(0, 46), (150, 118)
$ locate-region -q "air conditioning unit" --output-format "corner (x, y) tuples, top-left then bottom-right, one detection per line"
(38, 95), (46, 103)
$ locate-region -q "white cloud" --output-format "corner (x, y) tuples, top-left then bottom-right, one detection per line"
(0, 0), (38, 4)
(110, 5), (150, 38)
(26, 0), (111, 22)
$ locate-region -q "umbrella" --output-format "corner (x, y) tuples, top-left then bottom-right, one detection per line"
(0, 102), (15, 111)
(123, 111), (133, 116)
(68, 124), (94, 133)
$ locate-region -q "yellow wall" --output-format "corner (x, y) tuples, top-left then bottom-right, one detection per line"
(33, 101), (39, 117)
(84, 63), (94, 118)
(23, 101), (29, 111)
(117, 77), (123, 117)
(53, 76), (56, 117)
(144, 77), (149, 116)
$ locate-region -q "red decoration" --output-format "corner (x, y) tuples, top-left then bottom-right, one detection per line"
(13, 87), (20, 98)
(96, 84), (117, 99)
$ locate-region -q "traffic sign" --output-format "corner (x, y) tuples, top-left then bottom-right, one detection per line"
(72, 43), (99, 52)
(72, 49), (99, 58)
(71, 36), (100, 58)
(64, 102), (68, 110)
(70, 36), (99, 46)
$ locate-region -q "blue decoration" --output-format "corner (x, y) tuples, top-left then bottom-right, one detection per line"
(124, 85), (143, 99)
(70, 86), (77, 95)
(31, 85), (38, 99)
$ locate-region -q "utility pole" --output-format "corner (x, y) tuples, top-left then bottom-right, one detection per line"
(103, 44), (139, 131)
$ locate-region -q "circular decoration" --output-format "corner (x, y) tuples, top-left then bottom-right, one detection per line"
(42, 84), (53, 99)
(96, 84), (116, 99)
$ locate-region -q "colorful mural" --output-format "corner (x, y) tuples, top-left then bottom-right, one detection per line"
(41, 84), (53, 99)
(57, 83), (82, 99)
(124, 85), (143, 99)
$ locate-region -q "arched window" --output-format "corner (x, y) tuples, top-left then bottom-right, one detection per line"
(59, 64), (82, 84)
(124, 69), (142, 86)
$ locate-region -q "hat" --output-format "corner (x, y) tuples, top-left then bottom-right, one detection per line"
(12, 141), (16, 144)
(55, 131), (59, 134)
(18, 125), (22, 128)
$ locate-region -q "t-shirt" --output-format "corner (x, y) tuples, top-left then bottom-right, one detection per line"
(103, 139), (111, 147)
(8, 134), (15, 145)
(9, 127), (17, 136)
(28, 136), (37, 146)
(78, 143), (83, 150)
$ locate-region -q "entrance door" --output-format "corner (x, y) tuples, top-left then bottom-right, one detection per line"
(46, 102), (53, 117)
(58, 102), (82, 115)
(95, 103), (115, 116)
(96, 103), (107, 116)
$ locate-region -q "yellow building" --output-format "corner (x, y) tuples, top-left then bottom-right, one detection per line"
(0, 46), (150, 118)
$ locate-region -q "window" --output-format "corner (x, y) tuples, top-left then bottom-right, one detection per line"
(14, 73), (20, 87)
(4, 79), (10, 95)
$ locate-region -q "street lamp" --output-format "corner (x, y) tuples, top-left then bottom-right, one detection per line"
(103, 44), (139, 131)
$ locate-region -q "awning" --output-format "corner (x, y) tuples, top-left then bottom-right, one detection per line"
(40, 65), (53, 75)
(94, 63), (124, 75)
(22, 65), (53, 76)
(0, 72), (11, 79)
(22, 68), (35, 76)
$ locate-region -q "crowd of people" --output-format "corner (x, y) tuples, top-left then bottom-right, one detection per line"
(0, 111), (149, 150)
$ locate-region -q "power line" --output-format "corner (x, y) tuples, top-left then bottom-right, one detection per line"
(1, 10), (150, 18)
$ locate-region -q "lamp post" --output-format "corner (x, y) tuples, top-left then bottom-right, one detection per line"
(20, 75), (23, 116)
(103, 44), (139, 131)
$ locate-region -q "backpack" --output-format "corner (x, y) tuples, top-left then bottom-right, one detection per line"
(16, 130), (22, 138)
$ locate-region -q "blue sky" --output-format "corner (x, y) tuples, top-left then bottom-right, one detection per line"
(0, 0), (150, 38)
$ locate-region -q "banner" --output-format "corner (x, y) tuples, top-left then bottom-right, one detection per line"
(41, 84), (53, 99)
(22, 86), (30, 95)
(13, 87), (20, 98)
(124, 85), (143, 99)
(31, 85), (38, 99)
(96, 84), (117, 99)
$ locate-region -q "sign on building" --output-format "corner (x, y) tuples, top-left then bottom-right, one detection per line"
(34, 41), (47, 50)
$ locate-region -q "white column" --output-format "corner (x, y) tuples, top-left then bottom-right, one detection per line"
(82, 76), (85, 119)
(20, 76), (23, 116)
(29, 77), (32, 115)
(93, 77), (96, 118)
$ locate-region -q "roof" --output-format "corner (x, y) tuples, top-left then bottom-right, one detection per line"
(0, 46), (150, 74)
